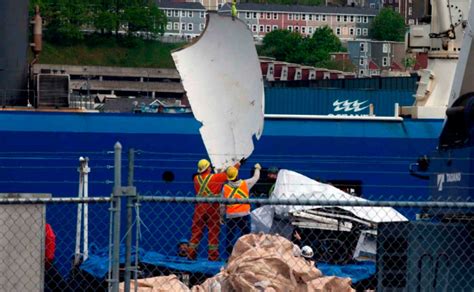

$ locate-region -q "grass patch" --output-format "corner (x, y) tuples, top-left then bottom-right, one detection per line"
(36, 35), (184, 68)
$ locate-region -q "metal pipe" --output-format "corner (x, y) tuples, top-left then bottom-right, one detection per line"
(83, 157), (90, 261)
(111, 142), (122, 292)
(124, 148), (135, 292)
(74, 157), (85, 266)
(138, 196), (474, 208)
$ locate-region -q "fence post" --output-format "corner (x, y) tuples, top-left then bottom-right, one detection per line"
(110, 142), (122, 292)
(124, 148), (135, 292)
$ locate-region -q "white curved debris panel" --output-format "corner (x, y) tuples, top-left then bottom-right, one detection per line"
(172, 13), (264, 171)
(271, 170), (408, 223)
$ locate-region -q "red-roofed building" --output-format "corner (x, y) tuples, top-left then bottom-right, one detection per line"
(368, 60), (380, 76)
(390, 61), (403, 71)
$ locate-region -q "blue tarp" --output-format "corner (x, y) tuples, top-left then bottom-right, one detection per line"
(80, 248), (375, 284)
(80, 245), (145, 279)
(318, 261), (375, 283)
(141, 252), (224, 275)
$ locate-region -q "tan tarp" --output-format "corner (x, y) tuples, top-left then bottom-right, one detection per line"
(119, 275), (190, 292)
(193, 233), (355, 292)
(122, 234), (354, 291)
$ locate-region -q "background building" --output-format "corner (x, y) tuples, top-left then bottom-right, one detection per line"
(158, 1), (207, 41)
(219, 3), (377, 41)
(347, 40), (406, 77)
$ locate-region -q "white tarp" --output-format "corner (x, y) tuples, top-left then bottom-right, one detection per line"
(172, 13), (264, 171)
(251, 170), (407, 232)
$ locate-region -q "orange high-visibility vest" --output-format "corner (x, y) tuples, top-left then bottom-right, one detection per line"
(223, 181), (250, 216)
(196, 174), (213, 197)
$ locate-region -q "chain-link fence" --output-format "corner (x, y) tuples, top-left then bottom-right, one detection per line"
(0, 144), (473, 291)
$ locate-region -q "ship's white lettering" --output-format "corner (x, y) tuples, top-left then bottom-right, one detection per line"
(437, 173), (445, 191)
(333, 99), (369, 112)
(437, 172), (461, 191)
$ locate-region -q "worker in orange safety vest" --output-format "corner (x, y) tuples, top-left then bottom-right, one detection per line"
(222, 163), (261, 258)
(188, 158), (240, 261)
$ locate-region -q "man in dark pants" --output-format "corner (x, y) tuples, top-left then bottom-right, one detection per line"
(222, 163), (261, 258)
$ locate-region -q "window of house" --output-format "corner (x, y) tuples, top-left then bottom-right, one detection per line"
(288, 25), (293, 31)
(295, 14), (300, 20)
(363, 16), (368, 23)
(181, 11), (186, 17)
(308, 26), (313, 34)
(349, 28), (354, 35)
(359, 58), (365, 65)
(166, 22), (172, 30)
(246, 12), (251, 19)
(267, 13), (271, 19)
(359, 69), (365, 76)
(200, 23), (205, 31)
(308, 14), (313, 21)
(362, 28), (368, 36)
(174, 10), (179, 17)
(350, 15), (354, 22)
(382, 57), (389, 67)
(253, 12), (258, 19)
(360, 42), (366, 52)
(336, 27), (341, 35)
(188, 11), (193, 17)
(356, 28), (361, 35)
(370, 3), (375, 8)
(173, 22), (179, 30)
(322, 15), (326, 21)
(408, 7), (412, 16)
(294, 26), (300, 32)
(383, 43), (390, 53)
(166, 10), (172, 17)
(273, 13), (278, 19)
(188, 23), (193, 31)
(181, 23), (186, 30)
(343, 15), (347, 22)
(259, 25), (264, 32)
(336, 15), (341, 22)
(200, 11), (205, 18)
(289, 14), (293, 20)
(302, 14), (306, 20)
(266, 25), (271, 32)
(272, 25), (278, 30)
(252, 24), (257, 32)
(301, 26), (306, 34)
(357, 16), (361, 23)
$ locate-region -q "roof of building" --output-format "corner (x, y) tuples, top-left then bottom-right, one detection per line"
(347, 39), (404, 44)
(390, 61), (403, 71)
(156, 1), (205, 10)
(220, 3), (378, 15)
(368, 60), (379, 70)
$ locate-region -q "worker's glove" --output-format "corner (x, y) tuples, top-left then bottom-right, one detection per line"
(254, 163), (262, 170)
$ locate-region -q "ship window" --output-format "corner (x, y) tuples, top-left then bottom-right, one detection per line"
(162, 171), (175, 182)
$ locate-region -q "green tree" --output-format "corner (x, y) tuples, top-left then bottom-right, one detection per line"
(123, 3), (166, 39)
(308, 26), (345, 65)
(370, 8), (406, 41)
(260, 26), (347, 69)
(260, 30), (304, 62)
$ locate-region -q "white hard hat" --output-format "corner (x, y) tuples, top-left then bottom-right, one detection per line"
(301, 245), (314, 259)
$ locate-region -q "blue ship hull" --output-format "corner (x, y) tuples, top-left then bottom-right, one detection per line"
(0, 110), (443, 274)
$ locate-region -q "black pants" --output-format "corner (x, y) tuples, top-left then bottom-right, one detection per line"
(225, 215), (250, 258)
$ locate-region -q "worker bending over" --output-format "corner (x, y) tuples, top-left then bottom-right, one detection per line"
(188, 159), (240, 261)
(223, 163), (261, 258)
